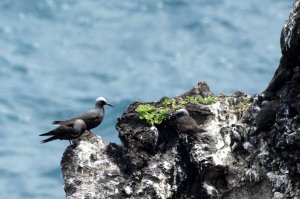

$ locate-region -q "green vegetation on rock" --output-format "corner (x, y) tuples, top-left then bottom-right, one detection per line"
(136, 96), (218, 126)
(234, 97), (251, 113)
(136, 104), (168, 126)
(162, 98), (173, 107)
(187, 96), (218, 104)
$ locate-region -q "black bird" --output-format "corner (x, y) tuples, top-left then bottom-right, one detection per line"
(40, 119), (86, 143)
(170, 109), (206, 134)
(252, 101), (276, 136)
(52, 97), (113, 130)
(170, 109), (212, 144)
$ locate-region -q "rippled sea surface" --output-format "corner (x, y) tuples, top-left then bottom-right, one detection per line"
(0, 0), (292, 198)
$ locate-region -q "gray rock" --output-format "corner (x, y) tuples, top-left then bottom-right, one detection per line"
(61, 131), (125, 199)
(242, 142), (254, 153)
(273, 192), (284, 199)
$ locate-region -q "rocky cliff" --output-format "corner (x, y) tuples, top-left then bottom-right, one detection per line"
(61, 1), (300, 198)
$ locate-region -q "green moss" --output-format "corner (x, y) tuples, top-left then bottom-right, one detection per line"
(136, 104), (169, 126)
(187, 96), (218, 104)
(136, 95), (218, 126)
(162, 98), (173, 107)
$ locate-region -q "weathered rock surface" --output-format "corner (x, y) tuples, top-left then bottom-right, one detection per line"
(61, 1), (300, 199)
(61, 132), (125, 199)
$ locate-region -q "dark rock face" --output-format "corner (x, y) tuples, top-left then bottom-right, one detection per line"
(61, 1), (300, 198)
(265, 1), (300, 99)
(115, 82), (224, 198)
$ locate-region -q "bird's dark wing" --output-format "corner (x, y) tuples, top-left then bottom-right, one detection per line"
(40, 136), (58, 143)
(176, 116), (203, 134)
(52, 109), (101, 126)
(80, 110), (103, 124)
(52, 114), (84, 126)
(52, 119), (74, 126)
(40, 126), (77, 143)
(39, 126), (74, 136)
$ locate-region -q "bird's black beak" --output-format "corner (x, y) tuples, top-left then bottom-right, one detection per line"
(106, 103), (114, 107)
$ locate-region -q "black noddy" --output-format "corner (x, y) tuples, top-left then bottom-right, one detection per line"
(170, 109), (206, 134)
(52, 97), (113, 130)
(40, 119), (86, 143)
(252, 101), (276, 136)
(170, 109), (212, 143)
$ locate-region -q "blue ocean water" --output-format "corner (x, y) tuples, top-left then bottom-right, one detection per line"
(0, 0), (292, 198)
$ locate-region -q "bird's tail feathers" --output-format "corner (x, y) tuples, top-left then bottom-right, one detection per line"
(52, 121), (61, 125)
(39, 130), (56, 136)
(40, 136), (57, 143)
